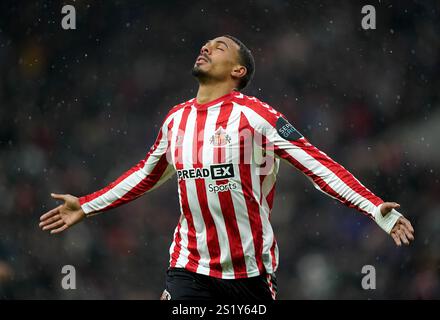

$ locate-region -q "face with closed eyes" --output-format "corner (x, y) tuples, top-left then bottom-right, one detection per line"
(192, 36), (247, 87)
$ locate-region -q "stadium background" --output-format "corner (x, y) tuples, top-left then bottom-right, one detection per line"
(0, 0), (439, 299)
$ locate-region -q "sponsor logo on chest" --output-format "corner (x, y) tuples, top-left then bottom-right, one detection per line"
(177, 163), (234, 181)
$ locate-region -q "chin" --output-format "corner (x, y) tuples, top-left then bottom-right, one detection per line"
(191, 66), (209, 79)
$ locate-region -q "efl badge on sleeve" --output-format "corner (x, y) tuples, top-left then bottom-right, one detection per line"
(276, 117), (303, 141)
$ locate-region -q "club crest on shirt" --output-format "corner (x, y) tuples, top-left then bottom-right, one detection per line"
(209, 127), (231, 147)
(176, 135), (184, 146)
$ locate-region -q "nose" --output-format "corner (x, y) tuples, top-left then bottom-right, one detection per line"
(200, 43), (211, 55)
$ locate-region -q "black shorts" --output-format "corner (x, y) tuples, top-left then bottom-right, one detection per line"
(161, 267), (277, 301)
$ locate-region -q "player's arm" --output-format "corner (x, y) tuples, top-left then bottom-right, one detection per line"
(39, 114), (175, 234)
(243, 102), (414, 246)
(77, 117), (174, 216)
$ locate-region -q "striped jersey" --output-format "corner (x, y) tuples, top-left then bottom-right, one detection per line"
(79, 90), (389, 280)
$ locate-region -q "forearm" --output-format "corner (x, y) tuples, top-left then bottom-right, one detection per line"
(280, 138), (383, 216)
(276, 138), (404, 232)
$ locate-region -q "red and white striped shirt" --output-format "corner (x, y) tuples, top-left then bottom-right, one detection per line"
(79, 90), (398, 280)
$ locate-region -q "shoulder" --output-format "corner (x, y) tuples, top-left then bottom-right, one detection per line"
(231, 92), (283, 127)
(163, 98), (195, 123)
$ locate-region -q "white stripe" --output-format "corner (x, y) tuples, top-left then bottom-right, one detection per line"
(181, 106), (197, 168)
(183, 106), (211, 274)
(175, 215), (190, 268)
(186, 178), (211, 274)
(169, 108), (185, 167)
(257, 161), (279, 274)
(273, 240), (279, 272)
(167, 107), (188, 266)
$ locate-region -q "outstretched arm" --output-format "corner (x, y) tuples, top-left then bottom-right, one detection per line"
(40, 114), (175, 234)
(241, 101), (414, 246)
(78, 130), (174, 217)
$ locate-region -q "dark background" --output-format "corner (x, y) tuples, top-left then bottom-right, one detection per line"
(0, 0), (439, 299)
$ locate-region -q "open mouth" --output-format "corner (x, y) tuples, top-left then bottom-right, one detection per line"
(196, 56), (209, 64)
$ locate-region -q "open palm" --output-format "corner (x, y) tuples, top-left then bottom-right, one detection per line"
(380, 202), (415, 246)
(39, 193), (85, 234)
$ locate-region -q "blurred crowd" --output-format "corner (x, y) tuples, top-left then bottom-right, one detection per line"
(0, 0), (439, 299)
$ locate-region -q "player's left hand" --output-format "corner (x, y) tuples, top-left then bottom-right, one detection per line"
(380, 202), (415, 246)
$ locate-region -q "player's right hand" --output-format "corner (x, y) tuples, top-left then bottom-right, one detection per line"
(39, 193), (85, 234)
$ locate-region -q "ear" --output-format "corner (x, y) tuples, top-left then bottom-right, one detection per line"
(231, 65), (247, 81)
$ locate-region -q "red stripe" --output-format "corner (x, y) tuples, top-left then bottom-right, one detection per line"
(266, 274), (276, 300)
(170, 219), (182, 267)
(191, 109), (223, 278)
(238, 113), (265, 273)
(257, 135), (267, 207)
(270, 237), (277, 272)
(216, 190), (247, 277)
(213, 102), (233, 163)
(174, 107), (201, 272)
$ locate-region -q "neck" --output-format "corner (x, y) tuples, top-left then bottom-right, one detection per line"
(196, 81), (237, 105)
